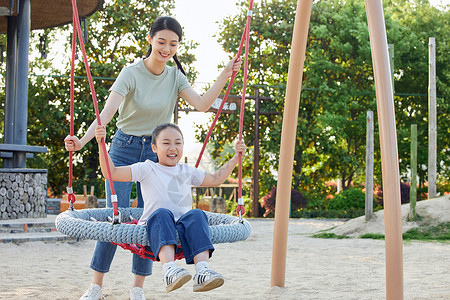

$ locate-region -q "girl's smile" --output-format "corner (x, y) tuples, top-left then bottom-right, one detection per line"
(151, 127), (184, 167)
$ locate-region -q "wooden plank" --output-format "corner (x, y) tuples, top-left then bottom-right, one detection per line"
(0, 143), (47, 153)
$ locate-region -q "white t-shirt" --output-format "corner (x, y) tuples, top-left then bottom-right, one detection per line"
(130, 160), (206, 225)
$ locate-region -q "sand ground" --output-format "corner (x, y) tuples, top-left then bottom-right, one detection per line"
(0, 197), (449, 299)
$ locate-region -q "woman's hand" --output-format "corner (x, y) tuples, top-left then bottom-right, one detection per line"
(222, 56), (242, 78)
(64, 135), (83, 152)
(234, 139), (247, 156)
(94, 125), (106, 143)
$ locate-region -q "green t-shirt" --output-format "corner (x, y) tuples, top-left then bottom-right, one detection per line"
(109, 59), (191, 136)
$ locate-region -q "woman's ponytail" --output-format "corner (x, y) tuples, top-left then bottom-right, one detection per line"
(145, 45), (152, 58)
(173, 54), (186, 76)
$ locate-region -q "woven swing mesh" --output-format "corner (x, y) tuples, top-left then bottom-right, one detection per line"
(56, 208), (252, 246)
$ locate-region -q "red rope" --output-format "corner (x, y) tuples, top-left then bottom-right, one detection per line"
(236, 1), (254, 218)
(69, 0), (119, 220)
(194, 0), (254, 219)
(66, 10), (78, 209)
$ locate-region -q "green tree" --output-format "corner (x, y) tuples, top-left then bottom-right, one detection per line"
(385, 0), (450, 190)
(208, 0), (449, 205)
(21, 0), (198, 196)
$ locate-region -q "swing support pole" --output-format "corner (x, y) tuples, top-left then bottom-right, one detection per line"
(270, 0), (312, 288)
(365, 1), (403, 298)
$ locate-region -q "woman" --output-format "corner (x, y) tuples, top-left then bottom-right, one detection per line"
(64, 16), (241, 300)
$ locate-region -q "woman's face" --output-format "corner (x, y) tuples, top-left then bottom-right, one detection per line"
(148, 29), (180, 64)
(151, 127), (184, 167)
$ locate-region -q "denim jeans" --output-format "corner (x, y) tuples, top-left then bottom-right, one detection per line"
(146, 208), (214, 264)
(90, 129), (157, 276)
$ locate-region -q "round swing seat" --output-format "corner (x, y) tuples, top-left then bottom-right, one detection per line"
(56, 208), (252, 246)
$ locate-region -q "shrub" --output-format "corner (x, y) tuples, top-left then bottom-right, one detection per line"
(376, 182), (411, 207)
(328, 188), (365, 210)
(292, 207), (365, 219)
(260, 186), (307, 217)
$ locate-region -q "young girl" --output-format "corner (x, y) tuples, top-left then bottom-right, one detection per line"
(95, 123), (246, 294)
(65, 16), (241, 300)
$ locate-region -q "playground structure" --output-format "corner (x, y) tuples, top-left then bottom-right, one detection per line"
(1, 0), (442, 298)
(0, 0), (104, 219)
(0, 0), (103, 168)
(272, 0), (403, 299)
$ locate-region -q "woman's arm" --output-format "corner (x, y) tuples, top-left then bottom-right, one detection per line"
(179, 56), (242, 112)
(95, 125), (132, 182)
(201, 140), (247, 187)
(64, 91), (124, 151)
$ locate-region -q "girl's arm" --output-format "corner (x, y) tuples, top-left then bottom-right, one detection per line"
(179, 56), (242, 112)
(64, 91), (124, 151)
(201, 140), (246, 187)
(95, 125), (132, 182)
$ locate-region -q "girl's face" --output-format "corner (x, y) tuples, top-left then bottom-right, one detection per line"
(151, 127), (184, 167)
(148, 29), (179, 64)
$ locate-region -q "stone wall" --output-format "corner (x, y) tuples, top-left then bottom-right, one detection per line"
(0, 169), (47, 220)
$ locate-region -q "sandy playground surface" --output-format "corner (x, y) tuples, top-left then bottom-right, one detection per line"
(0, 196), (449, 299)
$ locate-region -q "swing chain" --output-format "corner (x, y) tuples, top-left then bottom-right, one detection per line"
(66, 186), (75, 211)
(112, 211), (121, 225)
(236, 197), (245, 223)
(110, 195), (121, 224)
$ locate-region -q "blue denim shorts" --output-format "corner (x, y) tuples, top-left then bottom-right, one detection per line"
(146, 208), (214, 264)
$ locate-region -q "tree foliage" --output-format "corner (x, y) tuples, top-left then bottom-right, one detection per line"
(2, 0), (198, 196)
(207, 0), (449, 202)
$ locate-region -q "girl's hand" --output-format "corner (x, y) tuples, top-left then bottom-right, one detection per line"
(94, 125), (106, 143)
(234, 139), (247, 155)
(64, 135), (83, 152)
(223, 56), (242, 78)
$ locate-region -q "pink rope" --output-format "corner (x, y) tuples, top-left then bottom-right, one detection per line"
(69, 0), (119, 220)
(66, 11), (78, 209)
(194, 0), (254, 219)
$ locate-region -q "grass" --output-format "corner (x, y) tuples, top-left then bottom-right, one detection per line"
(359, 233), (385, 240)
(314, 222), (450, 242)
(312, 232), (350, 239)
(402, 222), (450, 241)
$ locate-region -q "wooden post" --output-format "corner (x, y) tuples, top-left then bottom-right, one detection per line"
(364, 1), (403, 299)
(409, 124), (417, 220)
(365, 111), (374, 221)
(271, 0), (312, 288)
(388, 44), (394, 93)
(428, 37), (437, 199)
(252, 88), (261, 217)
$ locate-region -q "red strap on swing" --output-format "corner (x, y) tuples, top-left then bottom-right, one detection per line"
(68, 0), (120, 223)
(195, 0), (254, 221)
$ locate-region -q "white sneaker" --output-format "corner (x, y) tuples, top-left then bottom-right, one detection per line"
(193, 269), (224, 292)
(129, 287), (146, 300)
(164, 267), (192, 293)
(80, 284), (102, 300)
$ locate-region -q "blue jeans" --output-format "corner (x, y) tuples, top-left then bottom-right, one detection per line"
(146, 208), (214, 264)
(90, 129), (157, 276)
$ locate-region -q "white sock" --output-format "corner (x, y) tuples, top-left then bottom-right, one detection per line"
(195, 261), (209, 273)
(163, 261), (177, 275)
